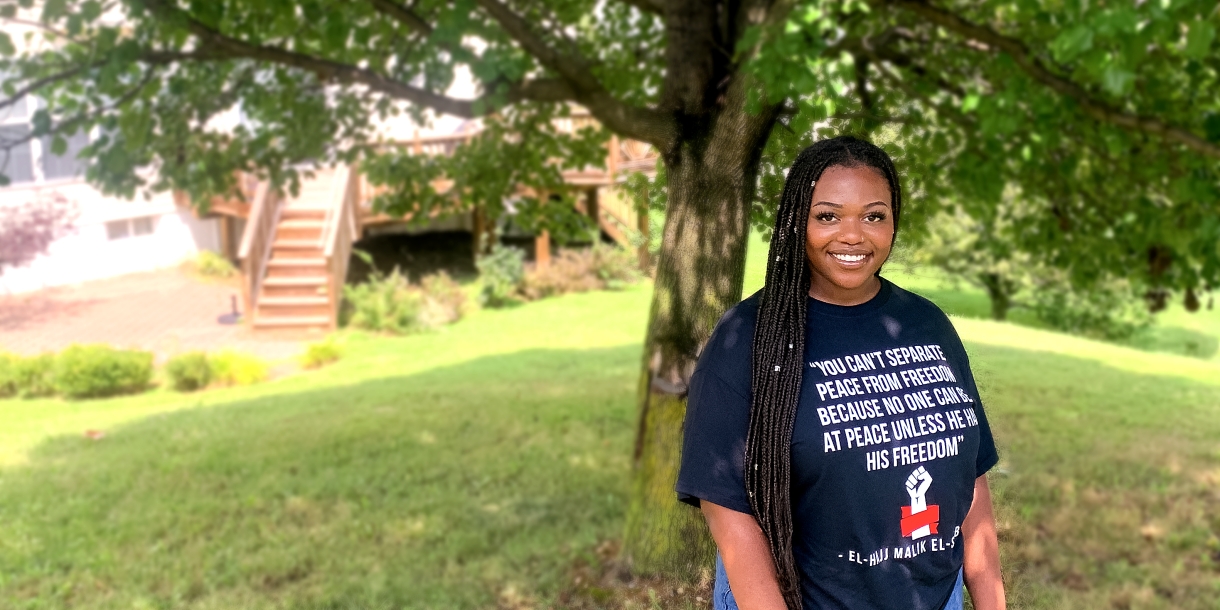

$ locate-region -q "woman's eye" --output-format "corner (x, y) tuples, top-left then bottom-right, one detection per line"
(865, 212), (887, 222)
(815, 212), (837, 222)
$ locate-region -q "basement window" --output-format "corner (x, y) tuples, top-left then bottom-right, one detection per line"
(106, 216), (157, 241)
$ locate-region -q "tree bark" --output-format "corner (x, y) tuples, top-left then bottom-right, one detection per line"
(623, 81), (779, 578)
(979, 273), (1010, 321)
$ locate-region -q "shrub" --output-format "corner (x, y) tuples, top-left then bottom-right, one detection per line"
(418, 271), (468, 328)
(0, 352), (19, 398)
(520, 245), (640, 300)
(14, 353), (57, 398)
(54, 345), (154, 399)
(342, 268), (424, 334)
(521, 248), (603, 300)
(588, 243), (641, 289)
(477, 244), (525, 307)
(302, 339), (342, 369)
(190, 250), (237, 278)
(1029, 277), (1152, 341)
(209, 350), (269, 387)
(165, 351), (213, 392)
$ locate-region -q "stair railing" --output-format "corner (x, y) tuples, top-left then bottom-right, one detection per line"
(322, 164), (359, 330)
(237, 178), (282, 324)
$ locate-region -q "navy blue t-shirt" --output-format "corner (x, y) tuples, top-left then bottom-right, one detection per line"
(677, 278), (999, 610)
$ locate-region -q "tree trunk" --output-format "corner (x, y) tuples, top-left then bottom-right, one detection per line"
(623, 87), (778, 578)
(979, 273), (1011, 321)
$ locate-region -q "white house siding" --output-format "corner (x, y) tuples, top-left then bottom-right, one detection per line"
(0, 181), (221, 294)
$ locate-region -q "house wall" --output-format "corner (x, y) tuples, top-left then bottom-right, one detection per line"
(0, 181), (221, 294)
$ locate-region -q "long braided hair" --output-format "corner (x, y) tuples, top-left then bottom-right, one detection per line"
(744, 136), (902, 608)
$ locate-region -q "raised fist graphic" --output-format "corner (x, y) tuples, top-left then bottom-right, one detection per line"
(905, 466), (933, 507)
(904, 466), (934, 539)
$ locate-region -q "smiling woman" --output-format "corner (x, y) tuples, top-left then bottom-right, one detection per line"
(676, 136), (1006, 610)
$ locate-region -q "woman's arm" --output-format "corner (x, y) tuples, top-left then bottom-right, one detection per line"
(701, 500), (788, 610)
(962, 475), (1006, 610)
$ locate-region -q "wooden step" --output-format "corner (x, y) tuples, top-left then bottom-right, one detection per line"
(280, 209), (326, 221)
(266, 258), (327, 278)
(258, 296), (331, 318)
(262, 276), (329, 298)
(271, 240), (324, 258)
(277, 219), (326, 240)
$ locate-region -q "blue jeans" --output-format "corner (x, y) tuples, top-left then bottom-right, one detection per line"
(713, 554), (964, 610)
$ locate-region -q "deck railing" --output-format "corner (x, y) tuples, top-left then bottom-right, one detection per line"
(322, 164), (360, 330)
(237, 179), (281, 322)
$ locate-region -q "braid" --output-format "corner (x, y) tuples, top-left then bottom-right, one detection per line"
(744, 136), (902, 609)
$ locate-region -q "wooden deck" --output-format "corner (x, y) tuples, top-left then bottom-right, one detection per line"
(207, 115), (658, 333)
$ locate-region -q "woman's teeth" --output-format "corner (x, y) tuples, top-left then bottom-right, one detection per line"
(832, 253), (866, 263)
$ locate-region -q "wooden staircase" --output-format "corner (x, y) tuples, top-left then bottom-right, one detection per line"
(239, 167), (359, 334)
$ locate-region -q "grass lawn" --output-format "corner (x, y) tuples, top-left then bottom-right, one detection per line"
(2, 236), (1219, 609)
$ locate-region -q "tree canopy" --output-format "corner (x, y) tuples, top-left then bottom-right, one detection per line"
(2, 0), (1216, 291)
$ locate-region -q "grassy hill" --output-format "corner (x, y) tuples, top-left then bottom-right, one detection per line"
(1, 239), (1219, 609)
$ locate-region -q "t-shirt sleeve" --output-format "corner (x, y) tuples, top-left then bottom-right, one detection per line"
(945, 333), (999, 477)
(675, 368), (754, 515)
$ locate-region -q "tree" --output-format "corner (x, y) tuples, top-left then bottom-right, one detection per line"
(2, 0), (1218, 580)
(0, 192), (75, 274)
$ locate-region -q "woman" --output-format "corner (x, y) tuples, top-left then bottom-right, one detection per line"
(676, 136), (1005, 610)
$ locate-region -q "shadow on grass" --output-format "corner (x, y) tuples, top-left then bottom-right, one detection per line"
(0, 346), (642, 610)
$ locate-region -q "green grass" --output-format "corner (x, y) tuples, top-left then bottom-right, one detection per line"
(2, 241), (1220, 609)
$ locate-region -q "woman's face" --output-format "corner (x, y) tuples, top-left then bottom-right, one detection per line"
(805, 164), (895, 305)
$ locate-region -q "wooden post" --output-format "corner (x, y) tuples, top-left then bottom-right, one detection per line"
(536, 230), (551, 270)
(608, 135), (619, 182)
(413, 129), (422, 155)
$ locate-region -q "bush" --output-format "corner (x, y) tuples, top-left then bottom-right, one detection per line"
(1029, 278), (1152, 341)
(342, 268), (424, 334)
(53, 345), (154, 399)
(190, 250), (237, 278)
(588, 243), (641, 289)
(418, 271), (468, 328)
(209, 350), (269, 387)
(521, 248), (603, 300)
(14, 353), (57, 398)
(477, 244), (526, 307)
(165, 351), (212, 392)
(302, 339), (342, 369)
(520, 245), (641, 301)
(0, 352), (19, 398)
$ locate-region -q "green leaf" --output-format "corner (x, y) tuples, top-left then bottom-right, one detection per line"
(80, 0), (103, 21)
(1203, 112), (1220, 144)
(1052, 25), (1094, 63)
(1184, 21), (1215, 59)
(50, 134), (67, 155)
(1101, 64), (1135, 96)
(0, 32), (13, 57)
(961, 94), (980, 113)
(0, 5), (15, 18)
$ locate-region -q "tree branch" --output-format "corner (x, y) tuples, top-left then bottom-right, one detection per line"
(364, 0), (433, 35)
(0, 70), (157, 153)
(138, 0), (514, 118)
(884, 0), (1220, 159)
(613, 0), (665, 16)
(473, 0), (676, 149)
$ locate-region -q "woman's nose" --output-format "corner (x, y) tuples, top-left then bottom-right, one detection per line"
(837, 218), (864, 244)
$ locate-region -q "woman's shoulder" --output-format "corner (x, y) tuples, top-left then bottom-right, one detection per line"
(697, 291), (763, 377)
(882, 278), (953, 323)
